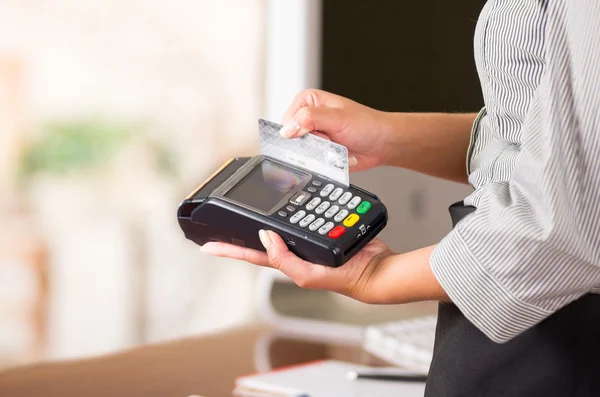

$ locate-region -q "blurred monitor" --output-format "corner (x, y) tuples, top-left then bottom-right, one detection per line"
(321, 1), (486, 112)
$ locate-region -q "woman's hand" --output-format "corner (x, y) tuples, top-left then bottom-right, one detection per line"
(278, 89), (392, 172)
(200, 230), (449, 304)
(280, 89), (476, 183)
(201, 229), (392, 302)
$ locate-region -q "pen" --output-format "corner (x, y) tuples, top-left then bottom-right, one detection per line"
(346, 371), (427, 383)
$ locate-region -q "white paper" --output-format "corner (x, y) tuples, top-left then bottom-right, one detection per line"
(235, 360), (425, 397)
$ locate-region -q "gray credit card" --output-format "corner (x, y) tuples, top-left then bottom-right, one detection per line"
(258, 118), (350, 186)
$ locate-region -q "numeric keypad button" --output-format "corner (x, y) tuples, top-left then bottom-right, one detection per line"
(334, 209), (349, 223)
(320, 183), (334, 197)
(309, 218), (325, 231)
(318, 222), (335, 235)
(306, 197), (322, 211)
(290, 210), (306, 224)
(324, 205), (340, 218)
(299, 214), (316, 227)
(329, 188), (343, 201)
(314, 201), (331, 215)
(338, 192), (353, 206)
(347, 196), (362, 210)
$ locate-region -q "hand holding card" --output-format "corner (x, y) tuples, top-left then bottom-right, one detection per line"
(259, 118), (351, 186)
(278, 89), (392, 173)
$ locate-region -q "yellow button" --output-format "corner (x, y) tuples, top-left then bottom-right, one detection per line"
(343, 214), (360, 227)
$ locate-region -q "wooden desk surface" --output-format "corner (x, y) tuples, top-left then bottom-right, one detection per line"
(0, 326), (382, 397)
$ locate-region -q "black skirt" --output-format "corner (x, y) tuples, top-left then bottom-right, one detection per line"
(424, 202), (600, 397)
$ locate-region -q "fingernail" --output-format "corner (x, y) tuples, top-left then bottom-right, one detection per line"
(348, 155), (358, 167)
(279, 120), (300, 138)
(200, 243), (216, 254)
(259, 229), (273, 249)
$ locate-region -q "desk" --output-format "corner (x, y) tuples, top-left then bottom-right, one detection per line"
(0, 326), (385, 397)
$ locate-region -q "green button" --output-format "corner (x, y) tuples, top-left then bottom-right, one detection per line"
(356, 201), (371, 214)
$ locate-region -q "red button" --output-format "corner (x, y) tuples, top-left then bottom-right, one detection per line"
(328, 225), (346, 239)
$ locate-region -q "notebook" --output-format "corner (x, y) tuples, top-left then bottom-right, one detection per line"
(233, 360), (425, 397)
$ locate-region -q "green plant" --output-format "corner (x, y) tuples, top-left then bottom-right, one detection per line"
(19, 117), (177, 181)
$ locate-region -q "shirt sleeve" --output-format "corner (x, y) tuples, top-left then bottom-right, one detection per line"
(430, 0), (600, 343)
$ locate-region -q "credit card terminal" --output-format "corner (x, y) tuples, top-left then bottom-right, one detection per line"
(177, 155), (387, 267)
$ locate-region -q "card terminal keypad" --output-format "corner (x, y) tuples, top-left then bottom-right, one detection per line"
(299, 214), (316, 227)
(334, 209), (349, 222)
(309, 218), (325, 231)
(324, 205), (340, 218)
(281, 178), (374, 240)
(347, 196), (362, 210)
(320, 184), (334, 197)
(306, 197), (321, 211)
(338, 192), (352, 206)
(315, 201), (331, 215)
(290, 210), (306, 224)
(318, 222), (335, 235)
(329, 188), (343, 201)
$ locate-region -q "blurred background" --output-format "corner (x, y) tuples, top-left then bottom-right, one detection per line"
(0, 0), (484, 370)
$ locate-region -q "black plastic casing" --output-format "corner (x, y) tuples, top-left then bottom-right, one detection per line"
(177, 156), (388, 267)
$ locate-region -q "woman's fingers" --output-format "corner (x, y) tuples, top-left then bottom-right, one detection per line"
(201, 231), (340, 289)
(201, 230), (359, 291)
(201, 242), (271, 267)
(200, 232), (314, 277)
(260, 230), (355, 291)
(279, 106), (345, 138)
(281, 89), (326, 124)
(258, 230), (324, 285)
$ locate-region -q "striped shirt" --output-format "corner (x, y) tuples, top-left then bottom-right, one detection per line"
(430, 0), (600, 343)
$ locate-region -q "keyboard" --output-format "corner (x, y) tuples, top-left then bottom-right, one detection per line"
(362, 316), (437, 374)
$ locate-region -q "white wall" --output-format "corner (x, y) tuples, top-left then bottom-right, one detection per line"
(265, 0), (322, 120)
(0, 0), (266, 360)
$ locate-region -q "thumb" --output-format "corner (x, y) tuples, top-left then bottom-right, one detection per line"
(258, 230), (333, 289)
(259, 229), (311, 275)
(279, 106), (345, 139)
